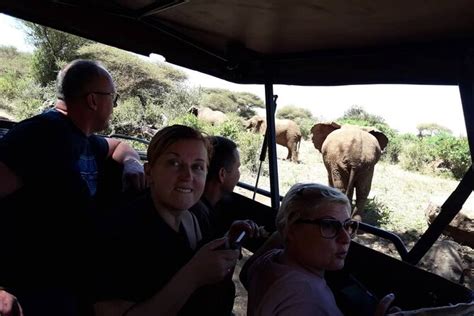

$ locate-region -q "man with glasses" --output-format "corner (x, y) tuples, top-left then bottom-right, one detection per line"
(0, 59), (145, 315)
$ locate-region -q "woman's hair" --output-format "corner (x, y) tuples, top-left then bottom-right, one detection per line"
(276, 183), (350, 241)
(147, 124), (212, 166)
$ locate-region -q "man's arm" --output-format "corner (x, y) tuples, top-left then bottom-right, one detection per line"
(106, 138), (145, 191)
(106, 138), (141, 163)
(0, 161), (22, 199)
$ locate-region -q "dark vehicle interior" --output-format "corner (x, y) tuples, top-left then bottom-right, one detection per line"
(1, 0), (473, 313)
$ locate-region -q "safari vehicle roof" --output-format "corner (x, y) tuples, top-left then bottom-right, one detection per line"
(2, 0), (474, 86)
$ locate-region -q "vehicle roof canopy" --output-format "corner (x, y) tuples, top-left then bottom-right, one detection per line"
(2, 0), (474, 85)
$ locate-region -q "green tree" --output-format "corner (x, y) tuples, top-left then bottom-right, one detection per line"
(277, 105), (317, 140)
(77, 44), (187, 106)
(337, 105), (402, 163)
(276, 105), (313, 121)
(22, 22), (92, 85)
(416, 122), (452, 137)
(340, 105), (386, 126)
(199, 88), (264, 117)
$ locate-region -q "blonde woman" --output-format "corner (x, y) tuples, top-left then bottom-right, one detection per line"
(245, 183), (398, 316)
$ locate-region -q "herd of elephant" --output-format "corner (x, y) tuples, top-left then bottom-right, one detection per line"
(189, 106), (389, 219)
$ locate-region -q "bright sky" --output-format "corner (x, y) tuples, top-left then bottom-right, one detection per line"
(0, 13), (467, 136)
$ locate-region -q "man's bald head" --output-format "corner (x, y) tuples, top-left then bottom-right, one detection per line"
(57, 59), (112, 103)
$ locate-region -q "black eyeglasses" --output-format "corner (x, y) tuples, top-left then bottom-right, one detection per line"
(89, 91), (119, 107)
(295, 218), (359, 239)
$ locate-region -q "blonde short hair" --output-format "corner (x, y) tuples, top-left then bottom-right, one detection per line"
(276, 183), (351, 241)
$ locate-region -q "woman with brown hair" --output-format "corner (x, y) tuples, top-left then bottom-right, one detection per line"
(94, 125), (247, 316)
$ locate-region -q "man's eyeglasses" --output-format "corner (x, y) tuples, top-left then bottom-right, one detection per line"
(89, 91), (119, 107)
(295, 218), (359, 239)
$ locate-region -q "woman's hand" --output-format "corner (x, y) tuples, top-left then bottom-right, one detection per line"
(185, 238), (239, 287)
(228, 219), (263, 240)
(374, 293), (402, 316)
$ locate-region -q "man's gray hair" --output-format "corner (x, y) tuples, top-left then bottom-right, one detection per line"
(56, 59), (109, 102)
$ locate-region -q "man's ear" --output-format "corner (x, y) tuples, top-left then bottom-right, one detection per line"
(218, 167), (226, 184)
(144, 162), (153, 184)
(286, 225), (297, 242)
(86, 93), (98, 111)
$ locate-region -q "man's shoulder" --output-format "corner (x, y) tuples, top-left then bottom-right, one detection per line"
(7, 110), (67, 136)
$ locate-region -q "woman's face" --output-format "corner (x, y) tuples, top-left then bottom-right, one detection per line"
(287, 202), (352, 276)
(145, 139), (208, 213)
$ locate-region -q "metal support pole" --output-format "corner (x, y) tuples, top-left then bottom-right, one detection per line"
(264, 83), (280, 211)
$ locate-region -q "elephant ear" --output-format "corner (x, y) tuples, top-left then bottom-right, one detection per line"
(311, 122), (341, 152)
(369, 130), (389, 150)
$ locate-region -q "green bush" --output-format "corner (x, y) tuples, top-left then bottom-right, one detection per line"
(426, 133), (470, 180)
(399, 140), (432, 172)
(108, 97), (146, 136)
(213, 117), (245, 139)
(236, 132), (266, 174)
(170, 113), (206, 131)
(297, 117), (316, 140)
(0, 72), (22, 100)
(12, 80), (56, 120)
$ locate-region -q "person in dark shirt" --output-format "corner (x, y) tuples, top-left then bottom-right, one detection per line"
(191, 136), (260, 240)
(94, 125), (257, 316)
(0, 59), (145, 315)
(191, 136), (241, 238)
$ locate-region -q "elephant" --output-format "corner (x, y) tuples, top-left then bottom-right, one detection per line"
(245, 115), (302, 163)
(311, 122), (388, 220)
(188, 106), (227, 125)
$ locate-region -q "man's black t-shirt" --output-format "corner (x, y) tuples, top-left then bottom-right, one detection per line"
(0, 109), (108, 290)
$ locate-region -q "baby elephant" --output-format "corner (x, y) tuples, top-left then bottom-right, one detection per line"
(311, 122), (388, 220)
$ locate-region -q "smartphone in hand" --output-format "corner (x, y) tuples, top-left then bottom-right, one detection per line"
(218, 231), (247, 250)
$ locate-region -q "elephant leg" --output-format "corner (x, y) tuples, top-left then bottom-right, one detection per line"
(323, 161), (334, 187)
(290, 141), (298, 162)
(353, 168), (375, 220)
(286, 141), (298, 162)
(330, 167), (349, 197)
